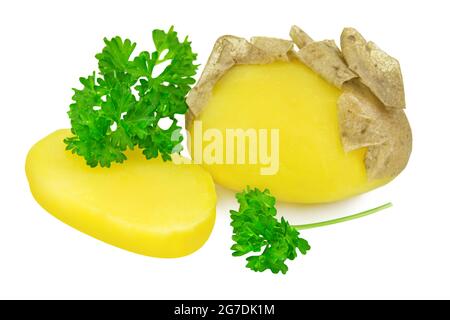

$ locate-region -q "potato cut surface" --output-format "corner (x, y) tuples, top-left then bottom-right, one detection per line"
(26, 130), (216, 257)
(189, 61), (390, 203)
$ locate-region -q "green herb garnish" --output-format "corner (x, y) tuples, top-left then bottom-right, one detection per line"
(230, 187), (392, 274)
(64, 26), (197, 167)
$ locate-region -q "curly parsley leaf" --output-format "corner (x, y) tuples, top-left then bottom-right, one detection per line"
(230, 187), (311, 274)
(231, 187), (393, 274)
(64, 26), (197, 167)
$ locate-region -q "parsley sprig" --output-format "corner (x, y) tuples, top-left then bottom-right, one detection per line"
(64, 26), (198, 167)
(231, 187), (392, 274)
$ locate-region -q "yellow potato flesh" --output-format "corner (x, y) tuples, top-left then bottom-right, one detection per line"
(26, 130), (216, 258)
(189, 61), (389, 203)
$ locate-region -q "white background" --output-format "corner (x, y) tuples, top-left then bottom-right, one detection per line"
(1, 0), (449, 300)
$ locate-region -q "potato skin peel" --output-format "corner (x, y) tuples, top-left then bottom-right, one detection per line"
(341, 28), (406, 109)
(290, 26), (357, 88)
(338, 79), (412, 179)
(187, 26), (412, 181)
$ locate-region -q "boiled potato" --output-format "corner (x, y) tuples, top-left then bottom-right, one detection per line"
(26, 129), (216, 258)
(189, 61), (389, 203)
(186, 28), (411, 204)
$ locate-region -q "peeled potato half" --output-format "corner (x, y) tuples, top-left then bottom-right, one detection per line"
(26, 129), (216, 258)
(187, 27), (412, 204)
